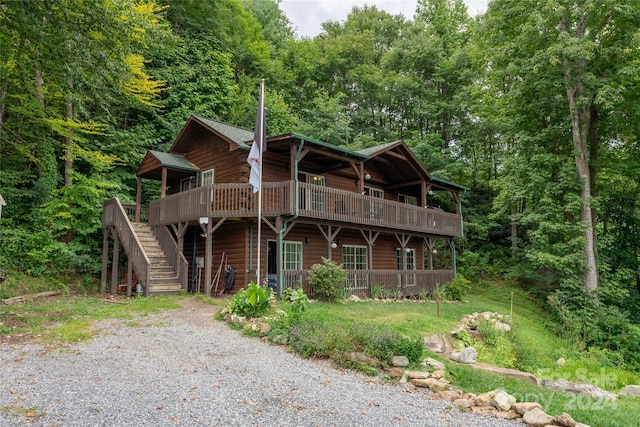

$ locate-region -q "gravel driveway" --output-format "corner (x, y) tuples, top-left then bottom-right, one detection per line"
(0, 298), (514, 426)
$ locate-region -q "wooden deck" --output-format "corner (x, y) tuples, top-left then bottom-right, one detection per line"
(146, 181), (461, 236)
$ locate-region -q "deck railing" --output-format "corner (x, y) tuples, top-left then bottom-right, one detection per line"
(281, 269), (454, 298)
(102, 199), (151, 295)
(153, 225), (189, 291)
(147, 181), (460, 236)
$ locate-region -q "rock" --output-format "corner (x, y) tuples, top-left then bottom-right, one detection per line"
(574, 423), (591, 427)
(450, 346), (477, 364)
(554, 412), (577, 427)
(496, 410), (520, 420)
(556, 357), (566, 366)
(405, 370), (431, 380)
(424, 357), (446, 371)
(494, 321), (511, 332)
(521, 407), (555, 427)
(259, 323), (271, 334)
(470, 406), (497, 416)
(512, 402), (543, 416)
(479, 311), (494, 321)
(348, 294), (361, 302)
(431, 369), (445, 379)
(472, 390), (497, 407)
(468, 329), (482, 340)
(411, 377), (449, 392)
(424, 334), (453, 354)
(619, 385), (640, 397)
(541, 378), (617, 400)
(492, 390), (516, 411)
(345, 351), (378, 366)
(470, 362), (539, 385)
(450, 323), (466, 335)
(391, 355), (409, 367)
(452, 398), (472, 409)
(389, 367), (404, 378)
(433, 390), (462, 402)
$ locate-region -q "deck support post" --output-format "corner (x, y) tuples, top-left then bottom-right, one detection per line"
(110, 231), (120, 295)
(135, 176), (142, 222)
(100, 228), (110, 293)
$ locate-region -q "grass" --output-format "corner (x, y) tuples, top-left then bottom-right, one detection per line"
(261, 280), (640, 427)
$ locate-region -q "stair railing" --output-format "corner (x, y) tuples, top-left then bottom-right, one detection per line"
(107, 198), (152, 296)
(154, 225), (189, 291)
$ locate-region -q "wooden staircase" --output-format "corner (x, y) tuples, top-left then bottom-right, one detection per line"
(131, 223), (183, 295)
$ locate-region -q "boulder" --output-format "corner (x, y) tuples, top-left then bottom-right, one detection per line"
(496, 410), (520, 420)
(431, 369), (445, 379)
(452, 398), (472, 409)
(423, 357), (446, 371)
(556, 357), (566, 366)
(345, 351), (378, 366)
(619, 385), (640, 397)
(405, 370), (431, 380)
(512, 401), (543, 416)
(470, 406), (497, 416)
(472, 390), (497, 407)
(433, 390), (462, 402)
(554, 412), (577, 427)
(347, 294), (361, 302)
(541, 378), (617, 400)
(450, 346), (477, 364)
(391, 355), (409, 367)
(424, 334), (453, 353)
(521, 407), (555, 427)
(492, 390), (516, 411)
(494, 321), (511, 332)
(389, 367), (404, 378)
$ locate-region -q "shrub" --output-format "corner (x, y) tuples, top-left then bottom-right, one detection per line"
(442, 274), (471, 301)
(226, 282), (271, 318)
(307, 258), (347, 302)
(281, 287), (309, 317)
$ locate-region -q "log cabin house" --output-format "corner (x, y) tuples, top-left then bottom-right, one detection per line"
(101, 115), (466, 297)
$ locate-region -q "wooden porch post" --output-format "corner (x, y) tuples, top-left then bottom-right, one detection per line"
(100, 228), (110, 293)
(135, 176), (142, 222)
(110, 232), (120, 295)
(161, 167), (167, 199)
(204, 221), (212, 296)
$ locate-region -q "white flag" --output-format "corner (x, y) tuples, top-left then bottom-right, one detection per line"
(248, 81), (266, 193)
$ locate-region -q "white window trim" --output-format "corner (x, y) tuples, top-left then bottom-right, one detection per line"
(200, 168), (215, 186)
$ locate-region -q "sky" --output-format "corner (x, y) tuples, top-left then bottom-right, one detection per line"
(279, 0), (489, 38)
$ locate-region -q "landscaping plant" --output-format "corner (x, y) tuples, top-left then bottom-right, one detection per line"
(226, 282), (271, 318)
(307, 257), (347, 302)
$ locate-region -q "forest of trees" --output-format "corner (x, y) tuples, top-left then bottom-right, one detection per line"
(2, 0), (640, 367)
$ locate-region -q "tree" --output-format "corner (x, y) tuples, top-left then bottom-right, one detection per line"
(481, 0), (640, 291)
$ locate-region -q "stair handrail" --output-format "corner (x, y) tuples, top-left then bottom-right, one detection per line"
(110, 198), (152, 296)
(153, 225), (189, 291)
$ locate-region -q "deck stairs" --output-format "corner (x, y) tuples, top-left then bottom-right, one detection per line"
(130, 223), (182, 295)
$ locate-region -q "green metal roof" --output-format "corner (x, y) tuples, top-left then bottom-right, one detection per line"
(431, 176), (469, 191)
(291, 133), (369, 159)
(193, 115), (253, 149)
(148, 150), (199, 172)
(356, 141), (400, 156)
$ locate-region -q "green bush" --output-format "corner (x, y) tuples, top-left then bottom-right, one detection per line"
(226, 282), (271, 318)
(281, 287), (310, 317)
(364, 328), (423, 364)
(307, 258), (347, 302)
(442, 273), (471, 301)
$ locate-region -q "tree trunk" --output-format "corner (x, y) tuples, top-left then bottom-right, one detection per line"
(563, 63), (598, 291)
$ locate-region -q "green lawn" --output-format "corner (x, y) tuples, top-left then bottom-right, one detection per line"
(281, 281), (640, 427)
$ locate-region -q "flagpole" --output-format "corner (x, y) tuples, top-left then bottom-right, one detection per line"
(256, 79), (264, 285)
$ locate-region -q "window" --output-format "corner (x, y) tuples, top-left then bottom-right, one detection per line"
(303, 172), (325, 211)
(283, 241), (303, 270)
(398, 194), (417, 205)
(200, 168), (215, 186)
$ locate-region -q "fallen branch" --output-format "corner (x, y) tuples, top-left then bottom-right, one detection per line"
(1, 290), (63, 305)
